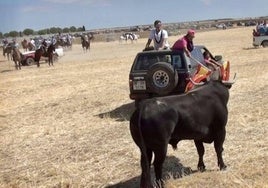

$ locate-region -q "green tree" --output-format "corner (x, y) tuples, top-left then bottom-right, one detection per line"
(77, 27), (84, 32)
(9, 31), (19, 37)
(0, 32), (3, 39)
(50, 27), (62, 34)
(62, 27), (70, 33)
(69, 26), (77, 32)
(37, 29), (47, 35)
(23, 28), (34, 35)
(4, 33), (9, 38)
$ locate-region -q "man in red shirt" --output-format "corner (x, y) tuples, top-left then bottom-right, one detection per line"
(172, 29), (195, 57)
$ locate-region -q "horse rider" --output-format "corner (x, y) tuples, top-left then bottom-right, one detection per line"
(84, 34), (89, 42)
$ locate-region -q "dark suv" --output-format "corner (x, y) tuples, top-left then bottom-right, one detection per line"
(129, 45), (223, 104)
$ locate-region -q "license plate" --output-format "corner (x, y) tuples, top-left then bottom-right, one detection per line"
(133, 81), (146, 90)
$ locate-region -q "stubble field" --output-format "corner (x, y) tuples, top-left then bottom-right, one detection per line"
(0, 26), (267, 188)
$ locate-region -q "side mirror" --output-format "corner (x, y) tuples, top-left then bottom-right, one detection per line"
(214, 55), (223, 61)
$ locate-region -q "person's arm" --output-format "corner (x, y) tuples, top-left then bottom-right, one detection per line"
(183, 46), (191, 57)
(209, 58), (222, 67)
(145, 39), (152, 48)
(205, 60), (218, 70)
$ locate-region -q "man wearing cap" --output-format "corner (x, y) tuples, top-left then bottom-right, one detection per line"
(145, 20), (169, 50)
(172, 29), (195, 57)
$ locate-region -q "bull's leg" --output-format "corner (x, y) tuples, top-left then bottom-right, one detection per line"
(140, 148), (153, 188)
(153, 145), (167, 187)
(214, 128), (227, 170)
(194, 140), (206, 172)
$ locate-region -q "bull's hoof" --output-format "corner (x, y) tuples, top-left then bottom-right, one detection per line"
(198, 165), (206, 172)
(220, 164), (227, 171)
(169, 139), (178, 150)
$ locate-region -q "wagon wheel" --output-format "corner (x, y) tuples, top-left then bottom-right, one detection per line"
(26, 57), (35, 66)
(146, 62), (178, 95)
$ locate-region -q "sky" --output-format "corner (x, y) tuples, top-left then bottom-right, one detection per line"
(0, 0), (267, 33)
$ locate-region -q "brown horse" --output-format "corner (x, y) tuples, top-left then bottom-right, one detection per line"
(21, 39), (28, 52)
(21, 39), (35, 51)
(35, 43), (55, 67)
(3, 44), (13, 60)
(47, 43), (56, 66)
(28, 42), (35, 51)
(81, 33), (93, 52)
(56, 38), (72, 50)
(81, 36), (90, 52)
(11, 47), (22, 70)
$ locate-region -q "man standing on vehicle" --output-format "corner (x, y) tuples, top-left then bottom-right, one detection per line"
(145, 20), (169, 50)
(172, 29), (195, 57)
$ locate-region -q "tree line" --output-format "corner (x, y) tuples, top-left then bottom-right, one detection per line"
(0, 25), (86, 39)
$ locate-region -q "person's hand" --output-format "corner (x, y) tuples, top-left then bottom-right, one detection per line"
(186, 51), (191, 57)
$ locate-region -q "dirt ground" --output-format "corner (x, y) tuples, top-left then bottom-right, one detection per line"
(0, 26), (267, 188)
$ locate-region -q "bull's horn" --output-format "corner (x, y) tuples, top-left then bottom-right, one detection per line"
(189, 78), (206, 86)
(222, 73), (237, 84)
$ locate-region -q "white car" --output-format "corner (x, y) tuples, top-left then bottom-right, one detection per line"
(21, 46), (64, 66)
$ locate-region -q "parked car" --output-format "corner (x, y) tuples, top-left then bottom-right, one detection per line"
(215, 23), (227, 29)
(21, 47), (64, 66)
(129, 45), (226, 106)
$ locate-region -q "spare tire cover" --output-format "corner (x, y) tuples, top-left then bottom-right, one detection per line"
(146, 62), (178, 95)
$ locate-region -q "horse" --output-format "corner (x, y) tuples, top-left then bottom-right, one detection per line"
(35, 43), (55, 67)
(81, 35), (90, 52)
(119, 33), (139, 43)
(11, 47), (22, 70)
(56, 37), (72, 50)
(21, 39), (35, 51)
(3, 44), (13, 60)
(21, 39), (28, 52)
(47, 43), (56, 66)
(28, 42), (35, 51)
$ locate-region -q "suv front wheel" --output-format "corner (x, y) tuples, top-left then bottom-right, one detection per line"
(146, 62), (178, 95)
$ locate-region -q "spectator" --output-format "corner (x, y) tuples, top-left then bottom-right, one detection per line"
(145, 20), (169, 50)
(203, 51), (221, 70)
(172, 29), (195, 57)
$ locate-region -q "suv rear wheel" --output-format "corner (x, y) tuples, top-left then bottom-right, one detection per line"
(262, 40), (268, 47)
(147, 62), (178, 95)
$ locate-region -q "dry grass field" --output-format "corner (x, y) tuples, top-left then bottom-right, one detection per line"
(0, 26), (267, 188)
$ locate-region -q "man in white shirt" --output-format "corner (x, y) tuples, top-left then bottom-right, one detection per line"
(145, 20), (169, 50)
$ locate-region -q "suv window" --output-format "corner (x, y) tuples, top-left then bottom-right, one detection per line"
(134, 55), (160, 70)
(190, 47), (205, 66)
(133, 53), (186, 71)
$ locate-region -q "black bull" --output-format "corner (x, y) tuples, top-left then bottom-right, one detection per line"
(130, 80), (233, 188)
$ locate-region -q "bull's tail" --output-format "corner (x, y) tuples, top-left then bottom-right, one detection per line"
(138, 104), (153, 187)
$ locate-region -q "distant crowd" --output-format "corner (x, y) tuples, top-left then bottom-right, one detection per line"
(1, 33), (76, 51)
